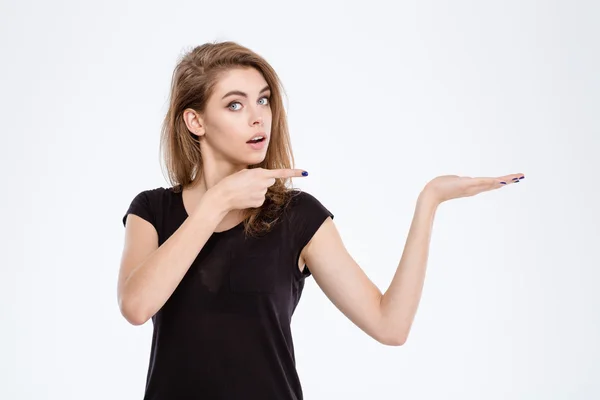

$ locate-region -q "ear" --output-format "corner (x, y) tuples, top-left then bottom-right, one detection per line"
(183, 108), (206, 137)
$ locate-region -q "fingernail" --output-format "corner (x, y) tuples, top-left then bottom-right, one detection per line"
(514, 180), (520, 183)
(519, 176), (525, 179)
(302, 171), (308, 176)
(500, 182), (507, 184)
(512, 178), (519, 181)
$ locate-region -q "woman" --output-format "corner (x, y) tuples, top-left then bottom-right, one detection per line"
(118, 41), (524, 399)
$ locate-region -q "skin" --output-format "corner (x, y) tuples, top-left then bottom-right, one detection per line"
(119, 66), (525, 346)
(302, 174), (523, 346)
(181, 66), (275, 230)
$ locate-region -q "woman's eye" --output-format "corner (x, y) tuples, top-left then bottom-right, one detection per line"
(228, 97), (269, 111)
(228, 102), (242, 111)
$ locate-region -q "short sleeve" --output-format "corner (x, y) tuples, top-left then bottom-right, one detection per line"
(288, 190), (334, 277)
(122, 190), (155, 228)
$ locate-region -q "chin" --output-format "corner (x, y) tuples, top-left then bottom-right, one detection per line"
(239, 154), (267, 167)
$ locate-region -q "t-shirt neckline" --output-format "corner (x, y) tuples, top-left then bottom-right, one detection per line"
(171, 186), (244, 235)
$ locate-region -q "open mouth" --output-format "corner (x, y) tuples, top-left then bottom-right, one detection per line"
(246, 137), (265, 144)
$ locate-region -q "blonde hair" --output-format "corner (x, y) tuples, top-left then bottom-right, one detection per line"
(160, 41), (297, 237)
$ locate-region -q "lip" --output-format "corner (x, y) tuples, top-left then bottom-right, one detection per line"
(247, 137), (268, 150)
(246, 132), (267, 143)
(246, 132), (268, 151)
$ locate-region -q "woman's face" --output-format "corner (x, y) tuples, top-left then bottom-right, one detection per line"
(188, 67), (273, 167)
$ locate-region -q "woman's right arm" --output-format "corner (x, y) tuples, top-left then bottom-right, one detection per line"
(117, 190), (228, 325)
(117, 167), (307, 325)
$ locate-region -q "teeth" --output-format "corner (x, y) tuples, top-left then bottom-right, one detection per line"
(250, 136), (263, 142)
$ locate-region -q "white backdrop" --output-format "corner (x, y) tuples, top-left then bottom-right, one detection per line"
(2, 0), (599, 398)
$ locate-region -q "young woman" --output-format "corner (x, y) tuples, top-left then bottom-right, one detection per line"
(118, 41), (524, 399)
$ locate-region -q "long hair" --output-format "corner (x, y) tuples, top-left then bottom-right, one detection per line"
(160, 41), (297, 237)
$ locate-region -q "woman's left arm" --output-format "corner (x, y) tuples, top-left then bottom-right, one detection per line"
(302, 173), (523, 346)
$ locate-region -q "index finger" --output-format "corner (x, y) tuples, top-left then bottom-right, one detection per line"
(264, 168), (308, 178)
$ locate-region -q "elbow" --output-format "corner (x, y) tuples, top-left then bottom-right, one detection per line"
(379, 333), (407, 347)
(118, 295), (150, 326)
(386, 335), (407, 346)
(123, 313), (148, 326)
(375, 324), (409, 346)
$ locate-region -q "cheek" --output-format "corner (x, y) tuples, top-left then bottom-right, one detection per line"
(265, 109), (273, 128)
(210, 112), (242, 137)
(205, 115), (249, 152)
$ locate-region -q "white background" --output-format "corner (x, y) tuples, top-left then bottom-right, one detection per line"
(2, 0), (599, 398)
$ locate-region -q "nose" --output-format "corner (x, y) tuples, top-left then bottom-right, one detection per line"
(249, 107), (264, 127)
(251, 115), (263, 127)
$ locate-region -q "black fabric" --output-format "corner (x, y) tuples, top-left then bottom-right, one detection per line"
(122, 187), (333, 400)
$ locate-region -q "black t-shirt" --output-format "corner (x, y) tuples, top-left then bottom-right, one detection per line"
(122, 186), (333, 400)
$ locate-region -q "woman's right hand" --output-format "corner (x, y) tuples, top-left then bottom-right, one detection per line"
(210, 168), (308, 211)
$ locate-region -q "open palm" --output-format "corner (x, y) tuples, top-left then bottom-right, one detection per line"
(424, 173), (525, 203)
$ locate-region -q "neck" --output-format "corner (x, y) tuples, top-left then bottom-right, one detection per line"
(191, 157), (246, 195)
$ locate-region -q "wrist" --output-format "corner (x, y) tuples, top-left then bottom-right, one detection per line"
(186, 188), (229, 226)
(202, 186), (231, 216)
(417, 188), (441, 211)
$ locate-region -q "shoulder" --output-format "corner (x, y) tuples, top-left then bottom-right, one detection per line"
(126, 186), (172, 209)
(287, 189), (331, 212)
(136, 186), (172, 198)
(123, 186), (173, 227)
(129, 186), (173, 204)
(284, 188), (334, 241)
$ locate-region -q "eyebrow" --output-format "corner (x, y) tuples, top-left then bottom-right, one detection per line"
(221, 85), (271, 100)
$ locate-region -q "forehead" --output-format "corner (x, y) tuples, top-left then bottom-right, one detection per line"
(213, 67), (269, 94)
